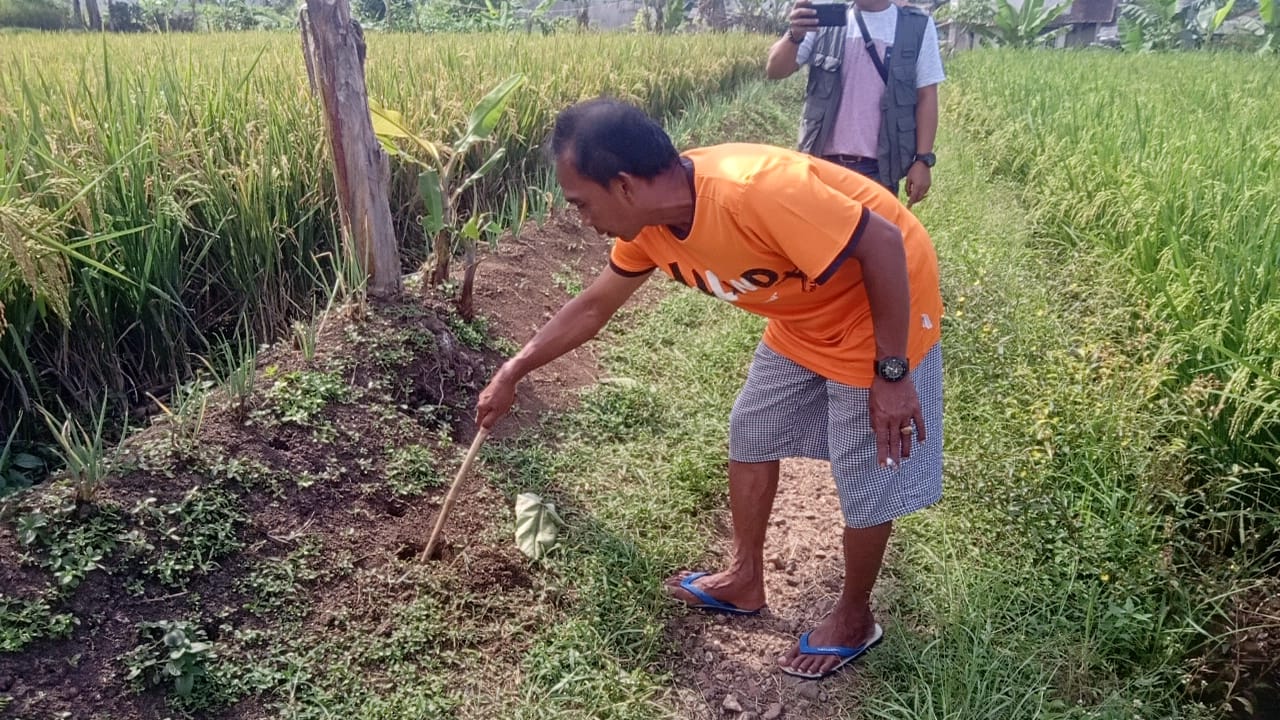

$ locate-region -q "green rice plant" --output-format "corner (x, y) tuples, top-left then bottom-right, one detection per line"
(200, 332), (257, 421)
(292, 319), (320, 363)
(148, 379), (210, 456)
(946, 49), (1279, 489)
(0, 32), (770, 449)
(37, 398), (115, 503)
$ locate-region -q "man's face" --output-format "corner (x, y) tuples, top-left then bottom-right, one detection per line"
(556, 150), (642, 240)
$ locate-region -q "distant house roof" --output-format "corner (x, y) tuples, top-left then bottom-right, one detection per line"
(1050, 0), (1119, 25)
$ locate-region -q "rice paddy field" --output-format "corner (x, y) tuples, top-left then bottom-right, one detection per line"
(0, 34), (1277, 720)
(0, 31), (770, 442)
(946, 50), (1280, 480)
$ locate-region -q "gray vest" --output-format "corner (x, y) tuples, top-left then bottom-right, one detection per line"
(797, 6), (929, 188)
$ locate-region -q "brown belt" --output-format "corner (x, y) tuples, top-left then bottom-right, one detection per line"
(824, 154), (875, 164)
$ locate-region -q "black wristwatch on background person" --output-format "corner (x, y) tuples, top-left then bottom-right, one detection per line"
(912, 152), (936, 168)
(876, 356), (910, 382)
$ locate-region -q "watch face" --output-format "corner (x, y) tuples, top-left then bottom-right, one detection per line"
(877, 357), (908, 381)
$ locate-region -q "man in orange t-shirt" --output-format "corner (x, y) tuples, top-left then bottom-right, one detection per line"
(477, 99), (944, 681)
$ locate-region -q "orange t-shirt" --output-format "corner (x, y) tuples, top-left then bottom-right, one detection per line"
(609, 143), (942, 387)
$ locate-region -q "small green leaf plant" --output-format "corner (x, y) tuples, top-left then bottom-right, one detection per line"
(371, 75), (525, 319)
(1, 415), (45, 495)
(514, 492), (562, 561)
(123, 620), (214, 698)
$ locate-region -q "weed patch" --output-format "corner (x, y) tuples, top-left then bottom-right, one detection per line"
(253, 369), (350, 432)
(122, 619), (215, 698)
(129, 486), (245, 589)
(238, 539), (323, 621)
(0, 595), (77, 652)
(384, 443), (447, 497)
(14, 494), (123, 590)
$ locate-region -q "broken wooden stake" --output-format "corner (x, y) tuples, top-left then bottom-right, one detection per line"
(300, 0), (402, 298)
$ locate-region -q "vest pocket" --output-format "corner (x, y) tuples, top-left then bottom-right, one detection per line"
(892, 65), (917, 105)
(807, 68), (839, 99)
(896, 114), (917, 158)
(799, 117), (821, 149)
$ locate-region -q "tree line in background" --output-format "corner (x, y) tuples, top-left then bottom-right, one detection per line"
(936, 0), (1276, 52)
(0, 0), (297, 31)
(0, 0), (794, 33)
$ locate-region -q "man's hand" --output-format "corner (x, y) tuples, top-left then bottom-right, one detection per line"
(476, 370), (518, 430)
(869, 376), (926, 468)
(767, 0), (818, 79)
(470, 267), (649, 432)
(787, 0), (818, 40)
(905, 162), (932, 207)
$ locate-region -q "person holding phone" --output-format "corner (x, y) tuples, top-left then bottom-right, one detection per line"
(476, 99), (945, 681)
(766, 0), (945, 206)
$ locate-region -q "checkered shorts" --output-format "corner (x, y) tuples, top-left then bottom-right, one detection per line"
(729, 342), (944, 528)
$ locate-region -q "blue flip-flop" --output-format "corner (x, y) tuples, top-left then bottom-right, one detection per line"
(676, 571), (761, 616)
(780, 623), (884, 680)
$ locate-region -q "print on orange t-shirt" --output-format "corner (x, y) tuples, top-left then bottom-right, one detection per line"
(608, 143), (943, 388)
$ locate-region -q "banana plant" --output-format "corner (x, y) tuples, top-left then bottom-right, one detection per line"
(973, 0), (1070, 47)
(371, 74), (524, 318)
(1262, 0), (1277, 52)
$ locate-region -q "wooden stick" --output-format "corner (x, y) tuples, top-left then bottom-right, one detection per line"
(421, 427), (490, 561)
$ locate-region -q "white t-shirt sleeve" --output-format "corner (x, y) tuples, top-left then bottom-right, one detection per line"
(915, 18), (945, 88)
(795, 32), (817, 66)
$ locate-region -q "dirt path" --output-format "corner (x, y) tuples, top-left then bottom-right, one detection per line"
(666, 458), (883, 720)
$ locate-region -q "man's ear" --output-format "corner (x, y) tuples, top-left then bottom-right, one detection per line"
(613, 173), (637, 202)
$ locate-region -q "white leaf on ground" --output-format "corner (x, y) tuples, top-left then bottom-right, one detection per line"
(515, 492), (562, 561)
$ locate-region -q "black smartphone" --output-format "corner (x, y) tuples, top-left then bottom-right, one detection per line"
(812, 2), (848, 26)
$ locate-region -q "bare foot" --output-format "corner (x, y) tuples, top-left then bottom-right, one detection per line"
(664, 569), (766, 612)
(777, 608), (878, 678)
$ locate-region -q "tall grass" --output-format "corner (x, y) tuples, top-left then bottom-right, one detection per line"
(945, 49), (1279, 517)
(0, 31), (771, 445)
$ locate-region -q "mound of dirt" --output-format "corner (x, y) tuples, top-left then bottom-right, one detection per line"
(0, 212), (611, 719)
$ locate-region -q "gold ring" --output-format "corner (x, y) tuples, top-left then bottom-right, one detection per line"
(900, 426), (914, 435)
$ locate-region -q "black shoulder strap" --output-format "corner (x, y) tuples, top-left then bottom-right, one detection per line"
(854, 9), (889, 84)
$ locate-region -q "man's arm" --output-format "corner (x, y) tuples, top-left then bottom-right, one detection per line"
(915, 84), (938, 161)
(475, 266), (650, 428)
(766, 34), (804, 79)
(850, 212), (910, 367)
(766, 0), (817, 79)
(904, 83), (938, 206)
(848, 211), (926, 464)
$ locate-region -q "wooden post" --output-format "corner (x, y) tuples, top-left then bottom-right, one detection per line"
(300, 0), (402, 298)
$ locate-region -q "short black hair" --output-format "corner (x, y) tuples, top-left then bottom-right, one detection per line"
(549, 98), (680, 187)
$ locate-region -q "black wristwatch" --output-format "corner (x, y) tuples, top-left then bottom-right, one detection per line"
(784, 28), (804, 44)
(912, 152), (936, 168)
(876, 356), (910, 382)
